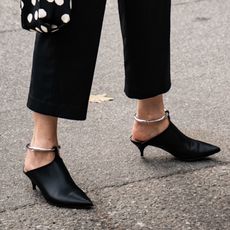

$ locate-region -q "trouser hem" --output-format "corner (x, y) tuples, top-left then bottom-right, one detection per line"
(26, 95), (88, 120)
(124, 82), (171, 99)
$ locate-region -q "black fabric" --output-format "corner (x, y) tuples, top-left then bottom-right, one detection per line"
(26, 0), (172, 120)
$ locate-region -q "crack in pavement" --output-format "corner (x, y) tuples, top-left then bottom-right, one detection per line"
(174, 0), (207, 6)
(0, 202), (36, 214)
(1, 161), (228, 215)
(0, 29), (22, 34)
(88, 161), (230, 193)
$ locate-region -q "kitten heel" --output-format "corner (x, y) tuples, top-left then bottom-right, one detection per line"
(32, 181), (36, 190)
(130, 138), (146, 157)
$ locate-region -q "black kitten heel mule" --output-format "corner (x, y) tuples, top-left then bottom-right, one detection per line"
(130, 110), (221, 161)
(23, 143), (93, 209)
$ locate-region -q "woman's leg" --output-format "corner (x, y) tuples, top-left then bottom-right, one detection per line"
(118, 0), (171, 140)
(23, 112), (93, 208)
(118, 0), (220, 159)
(24, 112), (58, 172)
(23, 0), (108, 208)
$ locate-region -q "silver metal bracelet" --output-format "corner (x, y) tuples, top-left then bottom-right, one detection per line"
(26, 143), (61, 152)
(134, 110), (169, 124)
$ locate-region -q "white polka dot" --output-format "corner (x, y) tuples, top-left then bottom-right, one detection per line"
(61, 14), (70, 23)
(31, 0), (36, 6)
(38, 9), (47, 18)
(34, 11), (38, 20)
(69, 0), (72, 9)
(47, 0), (54, 2)
(41, 25), (48, 33)
(35, 27), (42, 32)
(20, 1), (24, 9)
(51, 24), (58, 29)
(55, 0), (64, 6)
(27, 13), (33, 23)
(51, 29), (59, 33)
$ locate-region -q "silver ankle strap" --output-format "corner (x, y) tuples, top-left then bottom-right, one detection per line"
(134, 110), (169, 124)
(26, 143), (61, 152)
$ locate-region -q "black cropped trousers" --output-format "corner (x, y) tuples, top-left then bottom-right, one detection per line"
(26, 0), (171, 120)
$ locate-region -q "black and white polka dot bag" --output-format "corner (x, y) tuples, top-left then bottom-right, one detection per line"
(20, 0), (72, 33)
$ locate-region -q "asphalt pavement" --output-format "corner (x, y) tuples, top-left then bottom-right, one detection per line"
(0, 0), (230, 229)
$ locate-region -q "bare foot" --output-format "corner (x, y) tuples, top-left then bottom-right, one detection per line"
(131, 117), (170, 142)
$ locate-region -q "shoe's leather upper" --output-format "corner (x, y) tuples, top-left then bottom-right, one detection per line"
(146, 120), (220, 160)
(24, 152), (93, 208)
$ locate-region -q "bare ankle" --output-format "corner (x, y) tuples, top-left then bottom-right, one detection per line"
(30, 138), (59, 148)
(24, 149), (56, 172)
(132, 118), (169, 142)
(23, 141), (59, 172)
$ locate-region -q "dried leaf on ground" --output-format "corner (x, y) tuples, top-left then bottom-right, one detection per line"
(89, 93), (114, 103)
